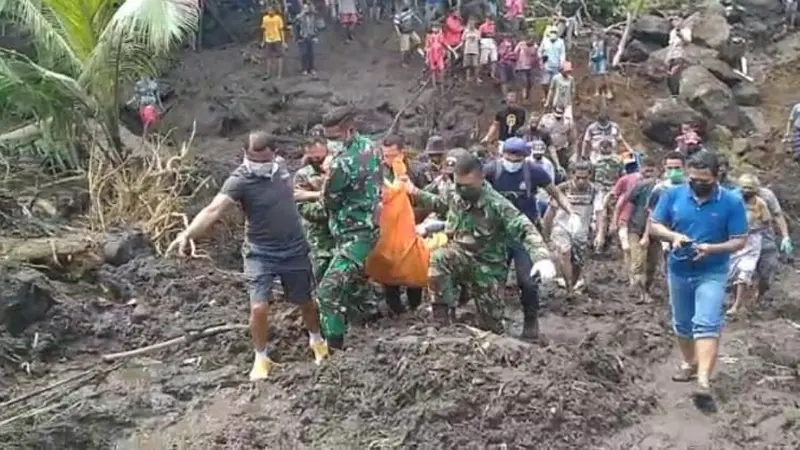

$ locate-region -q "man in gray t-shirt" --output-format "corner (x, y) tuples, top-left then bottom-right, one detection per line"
(167, 131), (329, 381)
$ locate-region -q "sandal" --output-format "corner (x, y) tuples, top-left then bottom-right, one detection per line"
(671, 363), (697, 382)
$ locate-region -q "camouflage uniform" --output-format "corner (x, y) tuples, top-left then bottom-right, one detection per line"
(411, 182), (550, 332)
(293, 165), (335, 280)
(316, 133), (383, 339)
(592, 154), (623, 235)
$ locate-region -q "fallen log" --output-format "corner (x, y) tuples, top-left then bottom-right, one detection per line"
(0, 233), (102, 272)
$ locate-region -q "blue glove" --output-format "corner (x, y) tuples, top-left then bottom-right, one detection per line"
(780, 236), (794, 255)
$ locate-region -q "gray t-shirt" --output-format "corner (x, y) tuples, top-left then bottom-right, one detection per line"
(758, 186), (782, 250)
(220, 163), (310, 268)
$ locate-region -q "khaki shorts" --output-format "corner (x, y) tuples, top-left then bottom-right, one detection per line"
(463, 53), (479, 67)
(399, 32), (420, 52)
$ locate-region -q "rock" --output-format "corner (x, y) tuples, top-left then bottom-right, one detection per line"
(701, 57), (741, 86)
(623, 39), (659, 63)
(731, 138), (752, 156)
(708, 125), (734, 154)
(736, 0), (783, 17)
(631, 15), (671, 46)
(0, 269), (56, 335)
(641, 99), (708, 147)
(679, 66), (741, 130)
(649, 45), (718, 67)
(739, 107), (771, 137)
(732, 82), (760, 106)
(103, 230), (152, 267)
(688, 9), (731, 50)
(130, 304), (151, 324)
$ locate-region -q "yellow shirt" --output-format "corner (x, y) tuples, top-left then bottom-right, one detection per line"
(261, 14), (284, 43)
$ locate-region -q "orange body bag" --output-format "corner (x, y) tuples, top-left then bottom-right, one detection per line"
(365, 159), (430, 287)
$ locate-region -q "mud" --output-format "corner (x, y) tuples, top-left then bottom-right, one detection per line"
(2, 14), (800, 450)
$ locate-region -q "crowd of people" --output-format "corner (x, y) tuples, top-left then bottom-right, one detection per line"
(164, 2), (796, 410)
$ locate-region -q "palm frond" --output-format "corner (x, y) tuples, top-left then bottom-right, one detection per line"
(107, 0), (200, 54)
(0, 0), (83, 75)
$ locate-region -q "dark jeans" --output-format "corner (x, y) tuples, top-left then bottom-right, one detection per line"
(507, 241), (539, 319)
(298, 38), (315, 72)
(384, 285), (423, 314)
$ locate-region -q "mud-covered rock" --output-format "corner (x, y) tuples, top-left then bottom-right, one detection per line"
(103, 230), (152, 267)
(641, 99), (708, 147)
(679, 65), (741, 130)
(717, 37), (747, 66)
(702, 57), (742, 86)
(732, 81), (761, 106)
(649, 44), (718, 67)
(632, 15), (671, 46)
(0, 269), (56, 335)
(623, 39), (659, 63)
(739, 107), (771, 136)
(688, 8), (731, 50)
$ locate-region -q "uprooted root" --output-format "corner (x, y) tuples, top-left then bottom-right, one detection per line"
(87, 123), (212, 254)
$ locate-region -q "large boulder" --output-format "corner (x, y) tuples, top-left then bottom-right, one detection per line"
(641, 99), (708, 147)
(701, 57), (742, 86)
(631, 15), (671, 46)
(649, 44), (718, 67)
(732, 82), (761, 106)
(688, 8), (731, 50)
(623, 39), (660, 63)
(739, 107), (771, 137)
(0, 269), (56, 335)
(679, 65), (741, 130)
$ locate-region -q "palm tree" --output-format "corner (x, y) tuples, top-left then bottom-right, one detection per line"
(0, 0), (200, 171)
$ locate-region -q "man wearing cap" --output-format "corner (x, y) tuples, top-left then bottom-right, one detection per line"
(166, 131), (329, 380)
(403, 153), (557, 335)
(538, 26), (566, 98)
(545, 61), (576, 126)
(483, 137), (573, 339)
(316, 107), (383, 350)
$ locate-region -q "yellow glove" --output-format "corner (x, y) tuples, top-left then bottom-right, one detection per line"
(424, 232), (448, 249)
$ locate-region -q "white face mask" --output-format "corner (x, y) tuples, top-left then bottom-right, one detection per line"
(243, 158), (278, 178)
(502, 159), (523, 173)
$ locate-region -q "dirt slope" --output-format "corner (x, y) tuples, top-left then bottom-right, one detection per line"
(1, 18), (799, 450)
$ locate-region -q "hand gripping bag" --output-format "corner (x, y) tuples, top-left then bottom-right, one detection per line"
(365, 159), (430, 287)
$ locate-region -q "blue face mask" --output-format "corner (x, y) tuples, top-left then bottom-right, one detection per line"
(502, 159), (523, 173)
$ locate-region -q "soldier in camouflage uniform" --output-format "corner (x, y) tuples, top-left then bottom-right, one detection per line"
(406, 153), (555, 333)
(293, 136), (335, 280)
(316, 107), (383, 350)
(591, 139), (623, 249)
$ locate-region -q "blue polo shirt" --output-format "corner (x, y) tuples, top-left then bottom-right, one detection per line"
(651, 184), (747, 277)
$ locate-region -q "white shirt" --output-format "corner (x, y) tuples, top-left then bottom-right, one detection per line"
(529, 155), (555, 203)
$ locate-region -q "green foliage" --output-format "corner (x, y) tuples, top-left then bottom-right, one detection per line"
(526, 0), (651, 25)
(0, 0), (200, 173)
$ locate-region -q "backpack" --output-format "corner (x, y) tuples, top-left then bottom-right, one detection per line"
(489, 159), (534, 199)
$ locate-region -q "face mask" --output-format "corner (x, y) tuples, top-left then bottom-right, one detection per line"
(689, 179), (715, 197)
(456, 184), (482, 202)
(502, 159), (523, 173)
(243, 159), (277, 178)
(666, 168), (684, 184)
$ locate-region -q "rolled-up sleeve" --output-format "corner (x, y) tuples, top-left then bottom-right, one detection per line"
(651, 187), (674, 226)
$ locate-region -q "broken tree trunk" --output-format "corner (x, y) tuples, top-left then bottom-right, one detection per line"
(0, 233), (103, 273)
(611, 0), (646, 69)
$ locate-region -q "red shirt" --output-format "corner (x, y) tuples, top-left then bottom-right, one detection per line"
(443, 14), (464, 47)
(479, 21), (495, 38)
(611, 173), (641, 226)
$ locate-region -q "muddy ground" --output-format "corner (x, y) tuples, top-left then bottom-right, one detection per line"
(1, 17), (800, 450)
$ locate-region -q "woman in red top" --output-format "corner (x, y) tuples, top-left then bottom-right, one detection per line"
(426, 23), (446, 89)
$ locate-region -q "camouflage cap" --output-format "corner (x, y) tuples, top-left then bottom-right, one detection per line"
(321, 106), (358, 127)
(443, 148), (470, 173)
(309, 123), (326, 137)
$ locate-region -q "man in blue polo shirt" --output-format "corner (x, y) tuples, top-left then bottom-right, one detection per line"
(650, 151), (747, 406)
